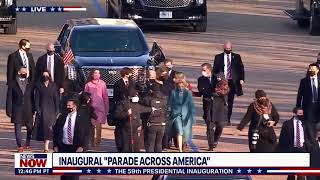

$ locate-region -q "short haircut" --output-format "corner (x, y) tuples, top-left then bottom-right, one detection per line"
(120, 67), (132, 77)
(309, 63), (319, 69)
(201, 63), (212, 71)
(19, 39), (30, 48)
(67, 99), (78, 106)
(164, 58), (173, 64)
(293, 107), (303, 114)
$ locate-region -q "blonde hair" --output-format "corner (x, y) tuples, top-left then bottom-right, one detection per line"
(174, 72), (188, 88)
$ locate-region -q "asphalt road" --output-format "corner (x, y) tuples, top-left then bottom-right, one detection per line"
(0, 0), (319, 179)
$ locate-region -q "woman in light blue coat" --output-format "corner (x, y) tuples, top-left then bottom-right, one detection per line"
(168, 72), (196, 152)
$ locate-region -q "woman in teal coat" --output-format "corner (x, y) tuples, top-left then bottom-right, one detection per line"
(168, 72), (196, 152)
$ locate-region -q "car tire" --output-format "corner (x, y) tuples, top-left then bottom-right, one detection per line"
(4, 19), (17, 34)
(296, 0), (308, 27)
(106, 0), (114, 18)
(309, 3), (320, 35)
(193, 16), (207, 32)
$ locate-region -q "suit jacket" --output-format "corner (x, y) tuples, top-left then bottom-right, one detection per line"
(113, 78), (135, 102)
(6, 79), (34, 126)
(36, 53), (65, 89)
(296, 75), (320, 111)
(53, 111), (90, 149)
(278, 118), (315, 152)
(213, 52), (244, 96)
(161, 69), (176, 96)
(197, 75), (218, 99)
(7, 50), (36, 83)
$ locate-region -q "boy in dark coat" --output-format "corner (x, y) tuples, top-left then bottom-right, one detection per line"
(113, 89), (152, 152)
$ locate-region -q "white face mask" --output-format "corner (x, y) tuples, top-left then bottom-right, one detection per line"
(131, 96), (139, 103)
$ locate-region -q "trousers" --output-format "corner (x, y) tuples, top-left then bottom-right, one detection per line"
(144, 125), (165, 152)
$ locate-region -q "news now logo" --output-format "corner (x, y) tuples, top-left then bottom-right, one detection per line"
(16, 154), (52, 168)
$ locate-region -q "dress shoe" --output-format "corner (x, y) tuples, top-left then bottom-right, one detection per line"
(17, 147), (24, 153)
(208, 147), (214, 151)
(212, 142), (218, 148)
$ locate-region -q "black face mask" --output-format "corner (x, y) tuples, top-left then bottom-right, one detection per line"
(224, 49), (231, 54)
(308, 71), (317, 76)
(20, 74), (27, 79)
(67, 108), (74, 113)
(42, 75), (50, 82)
(24, 48), (30, 52)
(47, 50), (54, 55)
(296, 115), (304, 121)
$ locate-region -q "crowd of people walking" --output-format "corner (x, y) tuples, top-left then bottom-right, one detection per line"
(4, 39), (320, 179)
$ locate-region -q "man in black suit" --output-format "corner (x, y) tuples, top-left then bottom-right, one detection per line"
(6, 67), (34, 152)
(278, 107), (315, 180)
(161, 58), (179, 149)
(213, 41), (245, 125)
(113, 67), (135, 152)
(161, 58), (176, 96)
(53, 99), (89, 180)
(197, 63), (218, 150)
(7, 39), (36, 84)
(36, 43), (65, 94)
(296, 63), (320, 125)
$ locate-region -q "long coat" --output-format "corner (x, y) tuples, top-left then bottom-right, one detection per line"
(32, 82), (59, 141)
(211, 93), (228, 123)
(168, 88), (196, 141)
(6, 80), (34, 127)
(237, 102), (279, 152)
(7, 50), (36, 84)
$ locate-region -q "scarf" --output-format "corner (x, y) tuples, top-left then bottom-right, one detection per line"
(253, 98), (272, 115)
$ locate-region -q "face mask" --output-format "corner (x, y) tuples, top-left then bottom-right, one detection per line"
(42, 75), (50, 82)
(296, 115), (304, 120)
(202, 71), (210, 77)
(131, 96), (139, 103)
(20, 74), (27, 79)
(24, 47), (30, 52)
(93, 74), (100, 80)
(308, 71), (317, 76)
(67, 108), (74, 113)
(47, 50), (54, 55)
(224, 49), (231, 54)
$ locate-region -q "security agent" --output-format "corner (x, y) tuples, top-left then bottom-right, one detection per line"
(140, 81), (168, 152)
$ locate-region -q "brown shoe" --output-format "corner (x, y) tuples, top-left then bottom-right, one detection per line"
(17, 147), (24, 153)
(24, 146), (32, 151)
(43, 149), (49, 153)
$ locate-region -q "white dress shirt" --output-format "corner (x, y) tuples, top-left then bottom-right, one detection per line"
(63, 112), (77, 145)
(19, 50), (29, 77)
(47, 54), (54, 81)
(293, 118), (305, 148)
(224, 53), (231, 78)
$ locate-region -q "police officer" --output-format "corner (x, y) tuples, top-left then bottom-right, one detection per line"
(141, 81), (167, 152)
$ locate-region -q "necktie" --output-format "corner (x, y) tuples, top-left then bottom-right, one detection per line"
(48, 56), (54, 81)
(67, 116), (73, 144)
(125, 81), (129, 88)
(312, 78), (318, 102)
(227, 54), (232, 79)
(296, 120), (302, 148)
(22, 53), (27, 67)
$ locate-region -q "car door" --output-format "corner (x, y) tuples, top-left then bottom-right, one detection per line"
(55, 24), (70, 56)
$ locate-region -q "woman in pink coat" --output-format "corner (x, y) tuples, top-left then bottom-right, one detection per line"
(84, 69), (109, 151)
